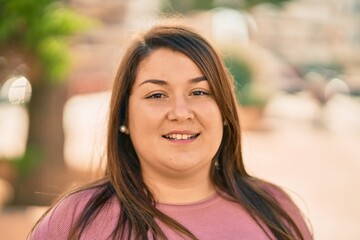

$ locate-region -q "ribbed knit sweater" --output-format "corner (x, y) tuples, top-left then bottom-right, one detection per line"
(29, 185), (312, 240)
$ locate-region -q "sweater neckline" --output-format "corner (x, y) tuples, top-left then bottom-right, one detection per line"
(156, 192), (221, 210)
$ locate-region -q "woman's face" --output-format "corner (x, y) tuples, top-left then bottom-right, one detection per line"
(128, 48), (223, 181)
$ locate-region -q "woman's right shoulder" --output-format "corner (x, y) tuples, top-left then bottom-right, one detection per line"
(28, 184), (115, 239)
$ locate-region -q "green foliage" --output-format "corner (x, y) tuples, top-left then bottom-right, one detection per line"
(225, 55), (252, 88)
(161, 0), (292, 13)
(11, 145), (43, 176)
(225, 55), (268, 106)
(243, 0), (291, 8)
(0, 0), (93, 82)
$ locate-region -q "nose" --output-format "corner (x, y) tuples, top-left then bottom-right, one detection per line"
(167, 95), (194, 122)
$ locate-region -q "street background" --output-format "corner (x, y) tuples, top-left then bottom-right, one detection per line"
(1, 0), (359, 239)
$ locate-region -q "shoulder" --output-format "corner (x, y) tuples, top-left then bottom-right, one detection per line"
(256, 180), (303, 217)
(256, 180), (293, 204)
(28, 186), (106, 240)
(255, 179), (313, 239)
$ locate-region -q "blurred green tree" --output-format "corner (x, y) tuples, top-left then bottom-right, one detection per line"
(0, 0), (92, 205)
(162, 0), (292, 13)
(224, 55), (264, 106)
(244, 0), (292, 8)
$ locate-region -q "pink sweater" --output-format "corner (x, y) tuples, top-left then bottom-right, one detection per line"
(29, 186), (312, 240)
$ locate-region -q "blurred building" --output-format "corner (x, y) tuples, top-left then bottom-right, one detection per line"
(252, 0), (360, 77)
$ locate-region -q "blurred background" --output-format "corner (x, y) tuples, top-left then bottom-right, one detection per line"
(0, 0), (359, 239)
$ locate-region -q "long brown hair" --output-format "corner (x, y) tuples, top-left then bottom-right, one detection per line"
(65, 25), (305, 239)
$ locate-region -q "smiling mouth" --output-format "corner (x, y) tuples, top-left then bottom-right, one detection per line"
(162, 133), (200, 140)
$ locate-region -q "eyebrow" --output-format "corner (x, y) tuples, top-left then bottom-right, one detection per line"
(138, 76), (207, 87)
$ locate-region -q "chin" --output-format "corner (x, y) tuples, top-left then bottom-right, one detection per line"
(166, 160), (210, 173)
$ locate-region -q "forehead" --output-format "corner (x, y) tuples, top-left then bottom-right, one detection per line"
(135, 48), (203, 81)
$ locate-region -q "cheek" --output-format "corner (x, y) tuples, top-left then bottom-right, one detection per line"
(195, 103), (223, 143)
(197, 101), (223, 124)
(128, 101), (165, 131)
(209, 106), (223, 133)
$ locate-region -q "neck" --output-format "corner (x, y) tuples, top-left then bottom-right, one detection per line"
(143, 170), (216, 204)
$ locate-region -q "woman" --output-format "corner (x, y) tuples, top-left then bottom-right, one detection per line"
(29, 24), (312, 240)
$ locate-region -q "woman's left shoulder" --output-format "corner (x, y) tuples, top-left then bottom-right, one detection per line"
(254, 179), (302, 215)
(255, 179), (313, 239)
(256, 180), (294, 204)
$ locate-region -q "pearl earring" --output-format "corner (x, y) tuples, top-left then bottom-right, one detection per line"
(119, 125), (128, 134)
(214, 160), (220, 170)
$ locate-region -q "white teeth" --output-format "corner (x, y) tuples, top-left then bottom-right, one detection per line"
(164, 133), (198, 140)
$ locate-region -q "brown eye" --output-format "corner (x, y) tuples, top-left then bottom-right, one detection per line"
(146, 93), (167, 99)
(191, 90), (210, 96)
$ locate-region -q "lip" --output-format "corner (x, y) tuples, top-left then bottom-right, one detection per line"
(162, 130), (201, 143)
(163, 130), (199, 135)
